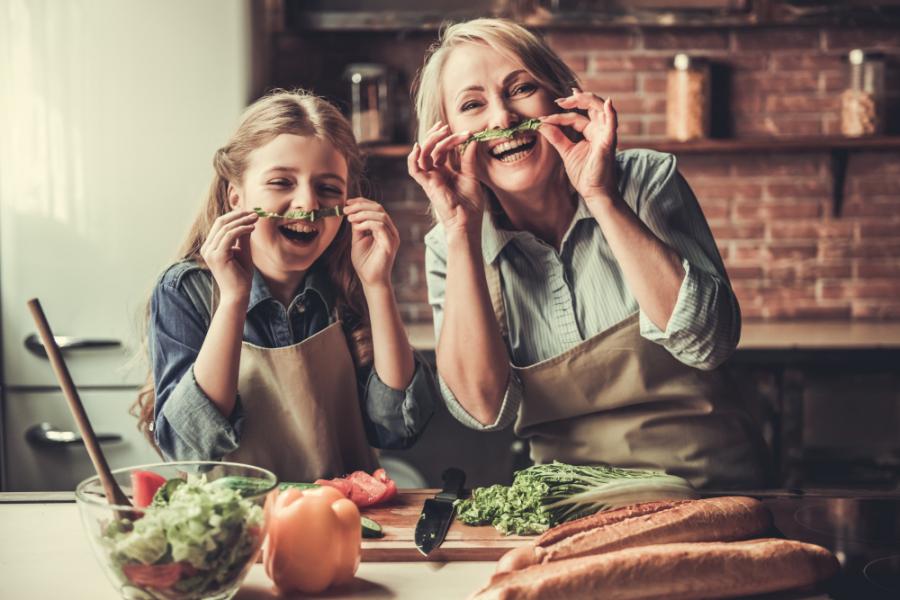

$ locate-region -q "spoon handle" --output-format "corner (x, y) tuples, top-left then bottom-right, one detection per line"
(27, 298), (132, 508)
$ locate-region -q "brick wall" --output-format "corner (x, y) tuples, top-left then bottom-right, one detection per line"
(367, 25), (900, 323)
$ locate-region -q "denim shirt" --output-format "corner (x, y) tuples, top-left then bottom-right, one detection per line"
(149, 260), (436, 462)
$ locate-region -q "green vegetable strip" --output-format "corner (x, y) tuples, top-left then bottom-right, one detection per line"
(253, 206), (343, 222)
(454, 461), (696, 536)
(459, 118), (542, 154)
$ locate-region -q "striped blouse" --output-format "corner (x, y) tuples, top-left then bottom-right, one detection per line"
(423, 149), (741, 431)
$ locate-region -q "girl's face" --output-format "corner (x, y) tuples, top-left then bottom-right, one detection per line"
(231, 133), (346, 274)
(442, 42), (560, 195)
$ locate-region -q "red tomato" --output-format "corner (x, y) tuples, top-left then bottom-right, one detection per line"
(122, 562), (183, 589)
(130, 470), (167, 508)
(315, 478), (353, 498)
(347, 471), (386, 508)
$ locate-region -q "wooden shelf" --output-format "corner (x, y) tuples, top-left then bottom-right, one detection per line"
(362, 136), (900, 158)
(362, 136), (900, 217)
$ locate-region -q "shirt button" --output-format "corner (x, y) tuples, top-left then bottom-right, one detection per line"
(297, 302), (306, 314)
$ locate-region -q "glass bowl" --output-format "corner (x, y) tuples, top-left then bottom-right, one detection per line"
(75, 461), (277, 600)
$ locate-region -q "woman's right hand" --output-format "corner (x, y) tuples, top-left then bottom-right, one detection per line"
(200, 210), (257, 304)
(407, 122), (485, 240)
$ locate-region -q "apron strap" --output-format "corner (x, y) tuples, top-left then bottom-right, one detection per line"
(483, 260), (509, 340)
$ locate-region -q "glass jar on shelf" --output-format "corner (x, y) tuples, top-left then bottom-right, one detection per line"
(666, 53), (710, 142)
(343, 63), (392, 144)
(840, 49), (885, 137)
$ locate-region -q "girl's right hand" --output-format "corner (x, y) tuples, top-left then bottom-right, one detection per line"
(200, 210), (257, 303)
(407, 122), (485, 240)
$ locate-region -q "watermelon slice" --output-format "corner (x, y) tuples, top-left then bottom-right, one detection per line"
(130, 470), (167, 508)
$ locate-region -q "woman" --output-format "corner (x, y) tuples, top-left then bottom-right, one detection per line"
(408, 18), (767, 489)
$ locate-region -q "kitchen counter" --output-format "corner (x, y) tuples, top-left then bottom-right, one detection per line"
(2, 490), (899, 599)
(406, 321), (900, 352)
(0, 495), (496, 599)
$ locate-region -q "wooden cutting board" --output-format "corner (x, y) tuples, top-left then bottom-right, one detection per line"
(360, 489), (534, 562)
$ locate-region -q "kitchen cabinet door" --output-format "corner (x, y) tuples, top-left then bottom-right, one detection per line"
(5, 389), (160, 491)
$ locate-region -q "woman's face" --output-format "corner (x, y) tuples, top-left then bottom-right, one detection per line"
(442, 42), (560, 195)
(232, 133), (346, 275)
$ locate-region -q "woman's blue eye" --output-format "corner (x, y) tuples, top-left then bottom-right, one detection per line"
(460, 100), (481, 112)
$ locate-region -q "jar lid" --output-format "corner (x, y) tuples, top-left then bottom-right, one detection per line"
(343, 63), (388, 81)
(673, 53), (706, 70)
(848, 49), (886, 64)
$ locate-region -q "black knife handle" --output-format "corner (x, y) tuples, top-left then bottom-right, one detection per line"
(436, 467), (466, 501)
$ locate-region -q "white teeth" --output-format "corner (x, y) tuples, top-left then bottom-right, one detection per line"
(282, 222), (316, 233)
(491, 139), (531, 156)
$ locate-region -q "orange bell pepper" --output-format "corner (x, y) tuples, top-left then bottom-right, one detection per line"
(264, 485), (361, 594)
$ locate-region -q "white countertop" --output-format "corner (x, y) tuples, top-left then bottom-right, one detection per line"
(0, 501), (495, 599)
(406, 321), (900, 351)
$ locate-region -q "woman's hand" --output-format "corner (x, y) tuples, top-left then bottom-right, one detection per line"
(539, 90), (619, 206)
(200, 210), (257, 304)
(346, 197), (400, 290)
(407, 122), (486, 241)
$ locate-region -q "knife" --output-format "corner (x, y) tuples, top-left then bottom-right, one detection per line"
(415, 467), (466, 557)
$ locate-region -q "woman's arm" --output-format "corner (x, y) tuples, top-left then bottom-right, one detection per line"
(408, 127), (512, 426)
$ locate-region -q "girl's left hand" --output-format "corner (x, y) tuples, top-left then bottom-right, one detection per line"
(345, 197), (401, 290)
(539, 89), (619, 206)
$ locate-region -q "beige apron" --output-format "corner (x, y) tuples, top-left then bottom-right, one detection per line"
(225, 321), (379, 482)
(485, 263), (766, 489)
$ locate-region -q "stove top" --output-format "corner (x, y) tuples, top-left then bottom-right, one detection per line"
(757, 493), (900, 599)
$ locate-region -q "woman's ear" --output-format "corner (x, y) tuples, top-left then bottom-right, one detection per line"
(227, 183), (241, 209)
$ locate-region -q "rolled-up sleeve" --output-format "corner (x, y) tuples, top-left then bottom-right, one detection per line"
(424, 228), (523, 431)
(634, 153), (741, 370)
(359, 352), (437, 449)
(149, 272), (244, 461)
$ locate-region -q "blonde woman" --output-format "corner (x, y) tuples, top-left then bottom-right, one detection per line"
(135, 90), (436, 481)
(408, 19), (767, 489)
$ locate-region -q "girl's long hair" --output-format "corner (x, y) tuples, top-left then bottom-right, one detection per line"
(132, 89), (371, 446)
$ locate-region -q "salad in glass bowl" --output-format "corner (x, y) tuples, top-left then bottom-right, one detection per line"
(75, 461), (277, 600)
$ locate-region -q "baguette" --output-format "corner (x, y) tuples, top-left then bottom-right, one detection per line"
(497, 496), (771, 573)
(473, 538), (839, 600)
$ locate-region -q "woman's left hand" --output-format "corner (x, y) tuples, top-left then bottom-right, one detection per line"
(345, 197), (400, 290)
(539, 89), (619, 206)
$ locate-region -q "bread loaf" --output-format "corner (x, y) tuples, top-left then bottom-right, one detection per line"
(473, 538), (839, 600)
(497, 496), (772, 573)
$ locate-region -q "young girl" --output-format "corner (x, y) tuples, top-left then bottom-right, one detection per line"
(135, 89), (436, 481)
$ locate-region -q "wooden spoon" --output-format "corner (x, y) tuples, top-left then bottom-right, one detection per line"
(27, 298), (133, 509)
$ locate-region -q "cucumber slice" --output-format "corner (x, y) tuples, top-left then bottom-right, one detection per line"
(362, 516), (384, 538)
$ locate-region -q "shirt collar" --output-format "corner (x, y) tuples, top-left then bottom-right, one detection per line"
(481, 193), (595, 264)
(247, 264), (335, 313)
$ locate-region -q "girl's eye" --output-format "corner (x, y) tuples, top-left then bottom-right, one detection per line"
(268, 179), (292, 188)
(319, 185), (344, 197)
(511, 83), (537, 96)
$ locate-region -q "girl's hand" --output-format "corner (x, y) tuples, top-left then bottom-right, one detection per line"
(407, 122), (486, 241)
(346, 198), (400, 290)
(200, 210), (257, 304)
(539, 90), (619, 206)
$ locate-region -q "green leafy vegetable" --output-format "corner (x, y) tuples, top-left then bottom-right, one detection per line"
(454, 462), (696, 535)
(459, 118), (542, 154)
(102, 474), (264, 597)
(253, 206), (343, 222)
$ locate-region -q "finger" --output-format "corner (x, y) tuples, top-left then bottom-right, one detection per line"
(537, 122), (575, 158)
(418, 124), (451, 171)
(209, 213), (257, 250)
(459, 136), (480, 177)
(407, 143), (425, 181)
(541, 112), (590, 133)
(346, 209), (389, 224)
(343, 197), (384, 214)
(604, 98), (618, 150)
(556, 89), (605, 112)
(432, 131), (470, 169)
(215, 224), (256, 253)
(353, 220), (395, 250)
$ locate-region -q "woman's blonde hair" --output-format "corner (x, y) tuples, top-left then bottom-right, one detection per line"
(412, 18), (581, 143)
(133, 89), (372, 445)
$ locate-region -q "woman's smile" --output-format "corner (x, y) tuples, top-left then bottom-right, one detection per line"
(278, 220), (320, 245)
(488, 133), (538, 164)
